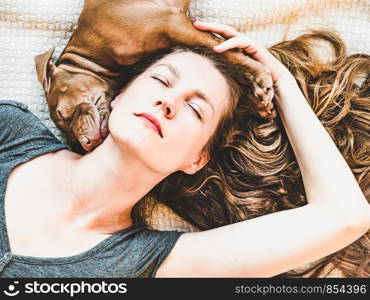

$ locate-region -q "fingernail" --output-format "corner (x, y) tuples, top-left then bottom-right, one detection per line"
(213, 46), (223, 52)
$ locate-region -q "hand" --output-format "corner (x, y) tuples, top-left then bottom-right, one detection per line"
(193, 21), (292, 83)
(193, 21), (295, 117)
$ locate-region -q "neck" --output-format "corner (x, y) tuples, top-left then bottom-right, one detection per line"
(58, 135), (166, 234)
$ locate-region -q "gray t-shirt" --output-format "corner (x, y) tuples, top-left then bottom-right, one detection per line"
(0, 100), (182, 278)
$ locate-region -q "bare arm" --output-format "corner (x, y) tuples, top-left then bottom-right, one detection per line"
(156, 22), (370, 277)
(274, 76), (369, 216)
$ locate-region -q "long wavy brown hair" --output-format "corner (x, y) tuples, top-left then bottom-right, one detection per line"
(130, 30), (369, 278)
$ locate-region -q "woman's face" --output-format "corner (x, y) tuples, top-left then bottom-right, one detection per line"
(108, 51), (230, 176)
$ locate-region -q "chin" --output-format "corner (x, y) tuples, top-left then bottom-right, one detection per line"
(117, 134), (178, 175)
(109, 114), (182, 175)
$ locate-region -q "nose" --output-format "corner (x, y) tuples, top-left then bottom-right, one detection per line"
(155, 99), (176, 119)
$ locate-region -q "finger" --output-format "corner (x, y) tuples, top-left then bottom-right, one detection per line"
(213, 36), (249, 53)
(214, 36), (279, 72)
(193, 20), (242, 39)
(213, 36), (264, 56)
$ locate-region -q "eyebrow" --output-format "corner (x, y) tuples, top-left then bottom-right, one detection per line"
(156, 63), (181, 79)
(154, 63), (215, 115)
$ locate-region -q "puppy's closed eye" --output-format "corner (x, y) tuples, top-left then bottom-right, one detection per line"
(79, 85), (88, 92)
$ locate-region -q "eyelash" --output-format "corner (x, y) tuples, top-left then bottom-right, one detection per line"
(188, 103), (202, 120)
(151, 76), (202, 120)
(152, 76), (169, 87)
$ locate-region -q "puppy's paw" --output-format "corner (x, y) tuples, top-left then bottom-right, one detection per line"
(95, 97), (110, 140)
(232, 56), (276, 120)
(250, 66), (276, 119)
(253, 93), (277, 119)
(244, 63), (277, 119)
(253, 66), (274, 104)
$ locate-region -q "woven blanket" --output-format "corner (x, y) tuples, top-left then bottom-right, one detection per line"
(1, 0), (369, 277)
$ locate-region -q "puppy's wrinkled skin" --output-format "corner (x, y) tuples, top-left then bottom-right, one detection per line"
(35, 0), (274, 152)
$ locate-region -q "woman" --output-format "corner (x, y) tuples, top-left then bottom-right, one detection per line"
(0, 21), (369, 277)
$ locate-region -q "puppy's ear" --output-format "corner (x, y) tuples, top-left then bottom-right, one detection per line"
(34, 46), (56, 94)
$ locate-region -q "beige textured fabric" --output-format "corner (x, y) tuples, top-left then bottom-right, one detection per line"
(1, 0), (368, 277)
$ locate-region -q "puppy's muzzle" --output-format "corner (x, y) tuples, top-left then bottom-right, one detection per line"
(69, 102), (104, 151)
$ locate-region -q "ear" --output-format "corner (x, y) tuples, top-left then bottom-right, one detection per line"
(110, 97), (118, 109)
(110, 94), (121, 109)
(180, 151), (210, 175)
(111, 85), (129, 109)
(34, 46), (56, 94)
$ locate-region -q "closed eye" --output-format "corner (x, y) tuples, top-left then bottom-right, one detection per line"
(188, 103), (202, 120)
(152, 76), (169, 87)
(152, 75), (202, 120)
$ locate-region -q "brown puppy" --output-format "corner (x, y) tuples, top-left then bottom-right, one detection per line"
(35, 0), (274, 152)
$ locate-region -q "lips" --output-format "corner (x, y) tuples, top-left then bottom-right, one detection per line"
(134, 113), (163, 138)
